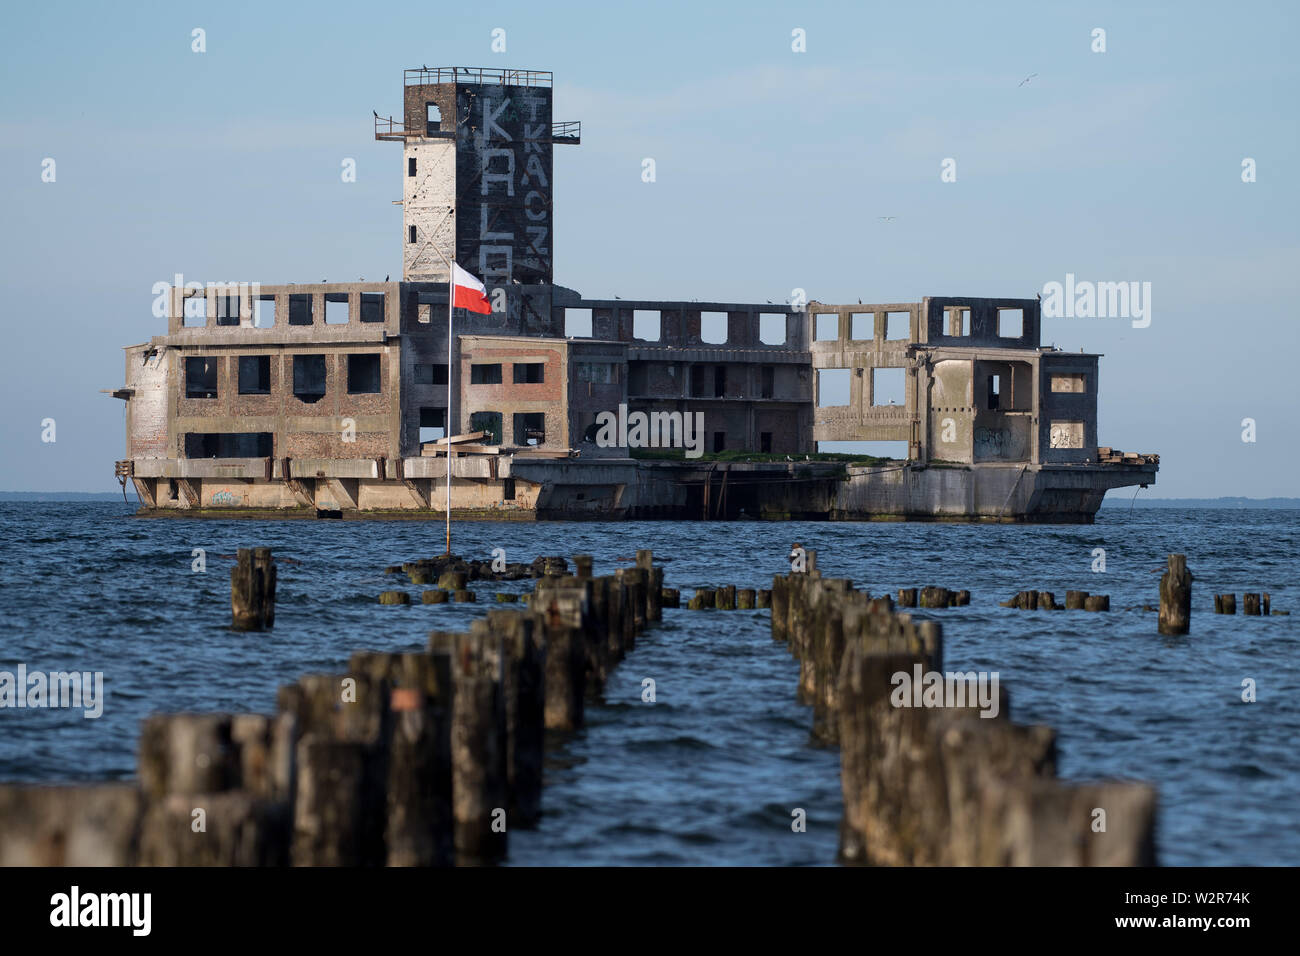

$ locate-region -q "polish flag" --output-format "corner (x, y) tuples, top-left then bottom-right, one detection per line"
(451, 262), (492, 314)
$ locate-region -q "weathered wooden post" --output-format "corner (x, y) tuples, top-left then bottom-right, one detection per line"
(756, 588), (771, 609)
(737, 588), (756, 609)
(1243, 593), (1261, 616)
(1217, 593), (1236, 614)
(529, 584), (587, 731)
(1263, 593), (1271, 615)
(1158, 554), (1192, 635)
(897, 587), (917, 608)
(1066, 590), (1088, 610)
(1084, 594), (1110, 612)
(661, 587), (680, 609)
(636, 551), (663, 622)
(231, 548), (276, 630)
(1036, 591), (1056, 611)
(482, 611), (545, 827)
(574, 554), (593, 579)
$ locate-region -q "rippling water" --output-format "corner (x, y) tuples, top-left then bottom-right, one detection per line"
(0, 503), (1296, 865)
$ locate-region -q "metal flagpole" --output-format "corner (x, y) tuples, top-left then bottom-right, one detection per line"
(424, 209), (457, 555)
(445, 260), (453, 554)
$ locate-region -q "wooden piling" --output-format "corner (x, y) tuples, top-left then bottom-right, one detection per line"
(378, 591), (410, 605)
(756, 588), (771, 609)
(737, 588), (756, 609)
(1066, 590), (1088, 610)
(1084, 595), (1110, 612)
(1243, 593), (1261, 616)
(897, 588), (917, 608)
(661, 587), (680, 609)
(232, 548), (276, 630)
(1158, 554), (1192, 635)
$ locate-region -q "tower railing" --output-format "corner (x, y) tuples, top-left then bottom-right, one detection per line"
(403, 66), (553, 88)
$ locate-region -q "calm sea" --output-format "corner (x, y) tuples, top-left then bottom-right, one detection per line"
(1, 503), (1296, 865)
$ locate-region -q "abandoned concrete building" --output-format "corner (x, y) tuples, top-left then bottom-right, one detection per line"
(110, 66), (1157, 522)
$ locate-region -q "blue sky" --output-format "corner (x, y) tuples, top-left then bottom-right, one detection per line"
(2, 0), (1297, 495)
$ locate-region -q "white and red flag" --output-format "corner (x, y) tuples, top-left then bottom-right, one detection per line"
(451, 262), (492, 314)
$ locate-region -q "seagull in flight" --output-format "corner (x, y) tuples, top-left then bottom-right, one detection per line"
(1018, 73), (1038, 87)
(878, 216), (897, 222)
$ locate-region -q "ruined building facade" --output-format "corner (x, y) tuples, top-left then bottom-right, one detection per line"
(110, 67), (1156, 522)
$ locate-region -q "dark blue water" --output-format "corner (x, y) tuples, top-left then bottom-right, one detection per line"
(1, 503), (1296, 865)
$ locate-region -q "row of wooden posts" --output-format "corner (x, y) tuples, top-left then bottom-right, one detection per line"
(0, 550), (664, 866)
(769, 550), (1157, 865)
(1000, 590), (1111, 611)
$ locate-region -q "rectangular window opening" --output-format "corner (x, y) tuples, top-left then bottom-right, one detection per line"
(360, 293), (384, 323)
(254, 296), (276, 328)
(850, 313), (873, 340)
(215, 294), (241, 326)
(886, 311), (910, 340)
(513, 412), (545, 446)
(184, 357), (218, 399)
(1051, 373), (1086, 393)
(293, 354), (327, 403)
(760, 432), (773, 453)
(512, 362), (545, 384)
(761, 365), (775, 399)
(288, 294), (314, 326)
(182, 293), (207, 327)
(470, 411), (503, 445)
(419, 407), (445, 445)
(998, 308), (1024, 338)
(408, 225), (418, 244)
(184, 432), (272, 459)
(1049, 420), (1085, 449)
(347, 353), (381, 394)
(759, 313), (787, 346)
(713, 366), (726, 398)
(426, 103), (441, 134)
(408, 156), (417, 177)
(565, 308), (592, 337)
(815, 313), (840, 341)
(470, 363), (502, 385)
(324, 295), (349, 324)
(951, 307), (971, 337)
(872, 367), (905, 406)
(633, 310), (660, 342)
(700, 311), (727, 344)
(987, 373), (1001, 410)
(712, 431), (726, 453)
(816, 368), (850, 407)
(238, 356), (271, 395)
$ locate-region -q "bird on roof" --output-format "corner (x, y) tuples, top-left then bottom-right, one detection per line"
(385, 274), (390, 281)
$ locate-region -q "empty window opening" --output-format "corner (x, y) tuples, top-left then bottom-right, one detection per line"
(872, 367), (905, 406)
(998, 308), (1023, 338)
(254, 296), (276, 328)
(1051, 373), (1086, 393)
(713, 366), (727, 398)
(851, 313), (874, 340)
(513, 412), (545, 446)
(288, 294), (314, 326)
(409, 225), (418, 244)
(408, 156), (417, 177)
(815, 313), (840, 341)
(185, 357), (218, 399)
(633, 310), (660, 341)
(1049, 420), (1085, 449)
(817, 440), (909, 460)
(325, 294), (349, 324)
(470, 411), (503, 445)
(712, 431), (726, 453)
(513, 362), (545, 384)
(470, 363), (502, 385)
(426, 103), (441, 134)
(184, 432), (272, 459)
(238, 356), (271, 395)
(360, 293), (384, 323)
(951, 307), (971, 337)
(215, 294), (241, 326)
(293, 355), (327, 403)
(167, 479), (178, 500)
(761, 365), (775, 399)
(760, 432), (773, 453)
(565, 308), (592, 337)
(817, 368), (850, 407)
(502, 478), (516, 500)
(347, 354), (381, 394)
(182, 293), (207, 327)
(419, 407), (445, 444)
(415, 363), (449, 386)
(886, 311), (909, 340)
(577, 362), (616, 384)
(759, 313), (787, 345)
(987, 373), (1001, 410)
(700, 311), (728, 344)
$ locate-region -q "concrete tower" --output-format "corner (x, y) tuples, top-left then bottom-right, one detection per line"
(376, 67), (580, 293)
